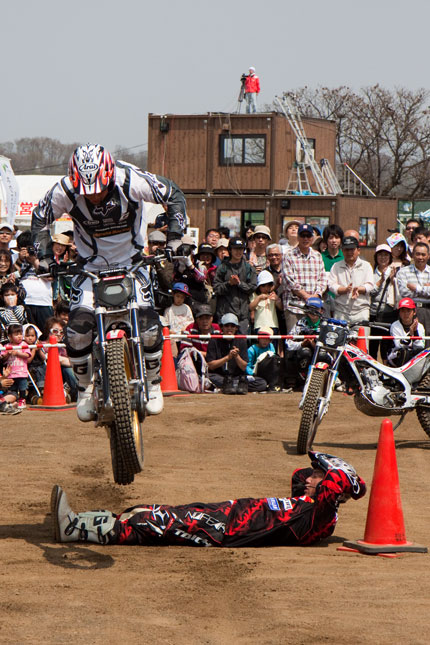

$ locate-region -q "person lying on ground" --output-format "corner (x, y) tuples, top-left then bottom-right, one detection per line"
(51, 451), (366, 547)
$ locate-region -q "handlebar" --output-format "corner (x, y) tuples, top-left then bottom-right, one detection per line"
(38, 251), (186, 280)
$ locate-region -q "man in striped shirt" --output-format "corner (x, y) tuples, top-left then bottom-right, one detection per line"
(282, 224), (327, 332)
(397, 242), (430, 340)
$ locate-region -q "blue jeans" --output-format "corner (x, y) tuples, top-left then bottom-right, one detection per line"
(245, 93), (257, 113)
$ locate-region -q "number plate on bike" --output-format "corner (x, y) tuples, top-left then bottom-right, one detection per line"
(96, 276), (133, 307)
(318, 321), (348, 348)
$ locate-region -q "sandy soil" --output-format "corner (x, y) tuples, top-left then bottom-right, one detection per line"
(0, 391), (429, 644)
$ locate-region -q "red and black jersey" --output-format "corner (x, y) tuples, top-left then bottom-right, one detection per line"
(113, 469), (357, 548)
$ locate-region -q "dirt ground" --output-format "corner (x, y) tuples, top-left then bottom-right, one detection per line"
(0, 390), (429, 644)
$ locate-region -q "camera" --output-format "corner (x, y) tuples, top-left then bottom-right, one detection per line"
(27, 247), (36, 256)
(240, 73), (248, 83)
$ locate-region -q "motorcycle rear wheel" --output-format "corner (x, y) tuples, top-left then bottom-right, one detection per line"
(297, 369), (327, 454)
(415, 372), (430, 439)
(105, 337), (144, 482)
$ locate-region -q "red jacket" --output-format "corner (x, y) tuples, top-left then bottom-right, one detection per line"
(245, 73), (260, 94)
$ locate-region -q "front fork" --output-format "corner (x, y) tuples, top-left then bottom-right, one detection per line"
(129, 301), (148, 402)
(95, 306), (113, 410)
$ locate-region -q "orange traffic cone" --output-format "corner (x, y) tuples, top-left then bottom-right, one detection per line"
(160, 327), (181, 396)
(339, 419), (427, 556)
(29, 335), (75, 410)
(355, 326), (367, 353)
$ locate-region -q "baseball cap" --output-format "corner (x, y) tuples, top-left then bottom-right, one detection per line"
(197, 243), (216, 258)
(398, 297), (416, 310)
(374, 243), (392, 255)
(257, 270), (275, 287)
(148, 230), (167, 243)
(252, 225), (272, 240)
(0, 223), (14, 232)
(228, 237), (246, 249)
(195, 304), (213, 318)
(298, 224), (314, 236)
(342, 236), (359, 249)
(172, 282), (190, 296)
(220, 313), (239, 326)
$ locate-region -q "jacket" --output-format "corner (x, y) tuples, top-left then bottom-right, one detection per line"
(245, 74), (260, 94)
(213, 258), (257, 321)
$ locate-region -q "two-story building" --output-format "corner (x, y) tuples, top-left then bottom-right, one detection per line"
(147, 112), (397, 260)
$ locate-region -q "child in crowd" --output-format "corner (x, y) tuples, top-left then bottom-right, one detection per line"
(40, 317), (78, 401)
(0, 366), (21, 414)
(284, 297), (329, 388)
(0, 282), (27, 343)
(246, 327), (281, 392)
(54, 300), (70, 325)
(0, 323), (31, 408)
(249, 270), (282, 349)
(24, 324), (46, 398)
(387, 298), (425, 367)
(161, 282), (195, 357)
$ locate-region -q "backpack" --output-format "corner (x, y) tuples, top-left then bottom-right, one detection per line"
(176, 347), (209, 393)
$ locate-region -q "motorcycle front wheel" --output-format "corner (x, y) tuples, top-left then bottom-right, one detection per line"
(105, 337), (144, 483)
(297, 369), (327, 454)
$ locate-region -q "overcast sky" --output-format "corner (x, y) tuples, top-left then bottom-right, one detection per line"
(2, 0), (429, 156)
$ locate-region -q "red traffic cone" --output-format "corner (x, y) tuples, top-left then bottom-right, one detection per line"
(355, 326), (367, 353)
(160, 327), (181, 396)
(339, 419), (427, 556)
(29, 335), (75, 410)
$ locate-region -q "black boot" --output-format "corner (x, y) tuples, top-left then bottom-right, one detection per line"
(222, 375), (236, 395)
(236, 375), (249, 395)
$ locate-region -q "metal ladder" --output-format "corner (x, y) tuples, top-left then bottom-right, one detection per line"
(275, 94), (340, 196)
(320, 158), (343, 195)
(286, 162), (313, 194)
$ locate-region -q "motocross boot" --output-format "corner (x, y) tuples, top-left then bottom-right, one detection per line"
(145, 350), (164, 415)
(51, 485), (116, 544)
(71, 355), (96, 422)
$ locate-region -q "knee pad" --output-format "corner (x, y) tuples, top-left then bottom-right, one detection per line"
(66, 307), (96, 358)
(139, 308), (163, 353)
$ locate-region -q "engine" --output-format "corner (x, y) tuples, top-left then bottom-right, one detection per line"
(361, 367), (398, 408)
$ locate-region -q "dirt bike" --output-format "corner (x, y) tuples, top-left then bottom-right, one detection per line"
(49, 252), (174, 485)
(296, 316), (430, 454)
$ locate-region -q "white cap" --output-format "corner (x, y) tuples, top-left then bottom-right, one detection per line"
(257, 270), (275, 287)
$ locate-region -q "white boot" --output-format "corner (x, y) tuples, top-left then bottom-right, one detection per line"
(51, 485), (116, 544)
(145, 351), (164, 415)
(71, 355), (96, 422)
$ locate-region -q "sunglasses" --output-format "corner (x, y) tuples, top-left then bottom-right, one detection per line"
(50, 328), (63, 336)
(299, 234), (313, 239)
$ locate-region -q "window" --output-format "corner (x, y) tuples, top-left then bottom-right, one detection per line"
(219, 210), (265, 237)
(359, 217), (377, 247)
(219, 135), (266, 165)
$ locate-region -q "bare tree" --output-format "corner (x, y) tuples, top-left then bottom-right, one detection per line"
(0, 138), (148, 175)
(274, 86), (430, 198)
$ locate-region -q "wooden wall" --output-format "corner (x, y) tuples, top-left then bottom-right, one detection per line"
(147, 113), (337, 194)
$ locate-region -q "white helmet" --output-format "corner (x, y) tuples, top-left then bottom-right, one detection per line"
(68, 144), (115, 195)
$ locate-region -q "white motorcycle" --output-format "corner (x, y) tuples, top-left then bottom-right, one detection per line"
(297, 317), (430, 454)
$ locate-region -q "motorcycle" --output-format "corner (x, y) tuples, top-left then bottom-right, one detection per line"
(296, 316), (430, 454)
(49, 252), (175, 485)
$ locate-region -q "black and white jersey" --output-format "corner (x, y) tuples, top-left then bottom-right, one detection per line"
(31, 161), (187, 270)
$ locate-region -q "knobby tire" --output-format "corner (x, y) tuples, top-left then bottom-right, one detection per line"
(415, 372), (430, 439)
(105, 338), (144, 483)
(297, 369), (327, 454)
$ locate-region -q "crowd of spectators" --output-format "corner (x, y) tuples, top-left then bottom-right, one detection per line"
(2, 216), (429, 409)
(151, 217), (430, 395)
(0, 223), (75, 414)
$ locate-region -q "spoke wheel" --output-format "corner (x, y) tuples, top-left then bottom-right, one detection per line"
(297, 370), (327, 454)
(105, 338), (144, 482)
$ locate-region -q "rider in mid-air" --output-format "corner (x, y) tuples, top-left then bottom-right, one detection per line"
(31, 144), (187, 420)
